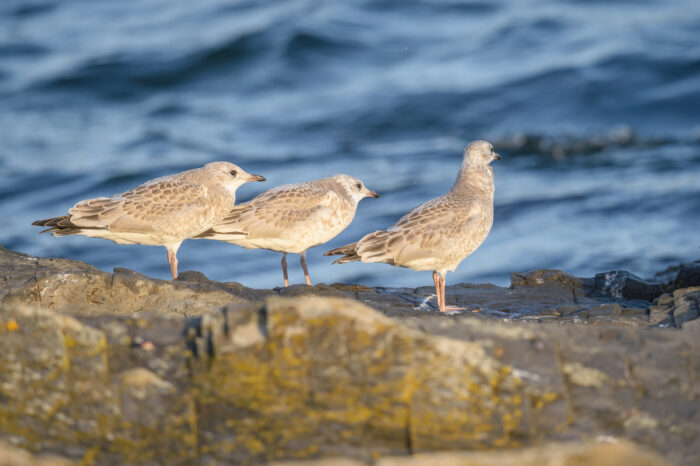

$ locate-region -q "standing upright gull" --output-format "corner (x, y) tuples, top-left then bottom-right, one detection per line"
(33, 162), (265, 279)
(325, 141), (499, 312)
(197, 174), (379, 286)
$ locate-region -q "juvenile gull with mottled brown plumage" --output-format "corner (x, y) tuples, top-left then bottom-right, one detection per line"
(33, 162), (265, 279)
(325, 140), (500, 313)
(197, 174), (379, 286)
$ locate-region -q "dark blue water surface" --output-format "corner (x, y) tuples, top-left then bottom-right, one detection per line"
(2, 0), (699, 288)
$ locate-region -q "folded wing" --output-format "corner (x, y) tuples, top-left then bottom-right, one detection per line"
(201, 183), (338, 241)
(34, 176), (217, 237)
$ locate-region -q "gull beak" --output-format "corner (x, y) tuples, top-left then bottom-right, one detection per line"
(247, 174), (266, 182)
(492, 153), (501, 161)
(367, 190), (380, 198)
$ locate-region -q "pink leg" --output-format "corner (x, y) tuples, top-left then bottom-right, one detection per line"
(281, 253), (289, 287)
(441, 273), (468, 313)
(432, 271), (442, 311)
(439, 273), (446, 313)
(300, 251), (312, 286)
(167, 248), (178, 280)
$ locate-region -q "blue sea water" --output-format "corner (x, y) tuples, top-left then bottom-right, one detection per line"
(1, 0), (699, 288)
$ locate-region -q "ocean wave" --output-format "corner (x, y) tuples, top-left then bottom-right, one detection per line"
(284, 30), (363, 58)
(5, 2), (56, 18)
(364, 0), (500, 15)
(3, 0), (699, 286)
(33, 29), (273, 97)
(0, 42), (48, 58)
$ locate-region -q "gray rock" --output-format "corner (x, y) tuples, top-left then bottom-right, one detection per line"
(0, 441), (73, 466)
(672, 287), (700, 328)
(2, 247), (700, 465)
(593, 270), (663, 302)
(2, 301), (698, 465)
(0, 246), (248, 316)
(648, 293), (674, 327)
(5, 246), (696, 328)
(262, 440), (670, 465)
(674, 261), (700, 289)
(374, 440), (670, 466)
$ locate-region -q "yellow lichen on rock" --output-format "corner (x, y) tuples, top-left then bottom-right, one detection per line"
(1, 286), (697, 465)
(189, 297), (529, 461)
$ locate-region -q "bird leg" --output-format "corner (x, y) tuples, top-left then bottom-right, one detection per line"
(300, 251), (312, 286)
(432, 271), (442, 311)
(167, 248), (178, 280)
(439, 273), (446, 313)
(440, 272), (468, 313)
(281, 253), (289, 287)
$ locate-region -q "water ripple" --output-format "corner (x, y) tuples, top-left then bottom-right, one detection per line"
(2, 0), (699, 287)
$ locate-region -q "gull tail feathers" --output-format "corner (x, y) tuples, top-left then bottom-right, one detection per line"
(33, 216), (66, 227)
(346, 230), (397, 265)
(324, 242), (360, 264)
(32, 215), (81, 236)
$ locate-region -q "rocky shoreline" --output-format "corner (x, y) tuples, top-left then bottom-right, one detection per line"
(1, 245), (699, 465)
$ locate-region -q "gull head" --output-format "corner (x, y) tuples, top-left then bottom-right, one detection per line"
(203, 161), (266, 195)
(464, 140), (501, 165)
(332, 174), (380, 204)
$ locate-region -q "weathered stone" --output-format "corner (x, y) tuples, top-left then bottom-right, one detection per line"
(648, 293), (674, 327)
(673, 261), (700, 290)
(3, 247), (695, 328)
(672, 287), (700, 328)
(2, 247), (700, 465)
(0, 439), (672, 466)
(3, 297), (700, 465)
(511, 269), (588, 292)
(556, 304), (588, 316)
(190, 297), (537, 462)
(680, 317), (700, 335)
(374, 440), (670, 466)
(0, 441), (73, 466)
(119, 368), (177, 428)
(0, 247), (246, 317)
(593, 271), (663, 302)
(264, 459), (365, 466)
(177, 270), (276, 302)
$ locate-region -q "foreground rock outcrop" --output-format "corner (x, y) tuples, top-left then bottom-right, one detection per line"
(0, 439), (671, 466)
(267, 440), (671, 466)
(1, 246), (699, 465)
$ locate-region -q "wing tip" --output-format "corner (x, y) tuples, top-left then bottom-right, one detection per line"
(323, 242), (357, 257)
(324, 242), (361, 264)
(33, 215), (70, 231)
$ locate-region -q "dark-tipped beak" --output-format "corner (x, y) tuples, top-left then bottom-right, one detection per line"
(248, 174), (266, 182)
(493, 153), (501, 161)
(368, 190), (380, 198)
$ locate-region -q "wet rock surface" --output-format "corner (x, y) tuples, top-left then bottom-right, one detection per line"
(1, 246), (699, 465)
(3, 246), (696, 328)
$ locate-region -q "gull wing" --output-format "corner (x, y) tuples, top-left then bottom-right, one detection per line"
(355, 196), (484, 267)
(207, 183), (338, 239)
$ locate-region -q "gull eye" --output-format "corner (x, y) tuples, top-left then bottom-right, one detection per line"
(355, 182), (362, 190)
(230, 170), (237, 177)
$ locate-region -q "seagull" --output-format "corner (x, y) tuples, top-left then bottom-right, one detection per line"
(325, 140), (499, 312)
(33, 162), (265, 279)
(196, 174), (379, 286)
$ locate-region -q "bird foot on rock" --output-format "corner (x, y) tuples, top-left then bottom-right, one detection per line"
(441, 305), (469, 314)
